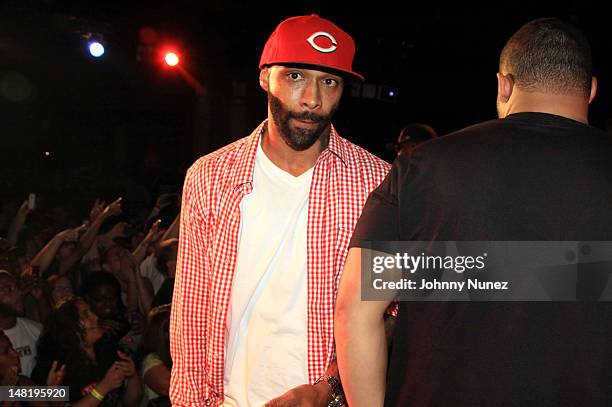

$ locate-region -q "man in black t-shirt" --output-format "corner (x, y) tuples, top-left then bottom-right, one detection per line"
(335, 18), (612, 407)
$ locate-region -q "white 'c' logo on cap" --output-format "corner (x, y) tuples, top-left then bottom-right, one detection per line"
(306, 32), (338, 53)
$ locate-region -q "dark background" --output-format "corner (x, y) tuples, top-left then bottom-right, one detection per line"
(1, 1), (610, 208)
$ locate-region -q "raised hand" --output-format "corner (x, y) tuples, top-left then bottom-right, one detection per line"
(101, 197), (123, 219)
(89, 198), (106, 223)
(46, 361), (66, 386)
(144, 219), (165, 244)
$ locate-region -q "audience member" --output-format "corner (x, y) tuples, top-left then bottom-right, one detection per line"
(33, 296), (142, 406)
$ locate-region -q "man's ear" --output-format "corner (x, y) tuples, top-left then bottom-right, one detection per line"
(259, 68), (270, 92)
(589, 76), (597, 104)
(496, 72), (514, 103)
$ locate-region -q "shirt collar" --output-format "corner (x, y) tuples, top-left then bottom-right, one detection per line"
(230, 120), (349, 188)
(325, 124), (349, 168)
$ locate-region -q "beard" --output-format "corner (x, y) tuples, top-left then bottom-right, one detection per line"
(268, 92), (337, 151)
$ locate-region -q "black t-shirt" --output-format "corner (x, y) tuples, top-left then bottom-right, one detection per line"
(350, 113), (612, 406)
(151, 277), (174, 309)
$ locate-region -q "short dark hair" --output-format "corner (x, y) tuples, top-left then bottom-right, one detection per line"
(499, 18), (592, 96)
(80, 271), (122, 299)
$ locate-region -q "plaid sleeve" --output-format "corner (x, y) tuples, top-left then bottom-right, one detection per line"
(169, 164), (210, 406)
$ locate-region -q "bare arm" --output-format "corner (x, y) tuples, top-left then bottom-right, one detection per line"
(161, 214), (179, 241)
(121, 374), (143, 407)
(335, 248), (394, 407)
(121, 252), (154, 315)
(30, 229), (78, 276)
(7, 200), (31, 245)
(132, 219), (163, 265)
(117, 253), (139, 313)
(60, 198), (122, 275)
(143, 363), (171, 396)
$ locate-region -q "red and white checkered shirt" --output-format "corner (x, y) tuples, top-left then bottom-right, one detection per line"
(170, 121), (391, 406)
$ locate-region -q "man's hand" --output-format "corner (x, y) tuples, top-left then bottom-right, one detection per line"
(101, 197), (123, 219)
(263, 383), (330, 407)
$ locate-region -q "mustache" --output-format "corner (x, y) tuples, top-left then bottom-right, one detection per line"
(287, 110), (327, 123)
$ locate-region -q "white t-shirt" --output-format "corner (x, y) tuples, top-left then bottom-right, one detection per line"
(3, 317), (42, 377)
(139, 254), (165, 294)
(223, 141), (313, 407)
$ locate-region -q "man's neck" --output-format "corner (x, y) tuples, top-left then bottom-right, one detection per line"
(506, 90), (590, 124)
(261, 120), (330, 177)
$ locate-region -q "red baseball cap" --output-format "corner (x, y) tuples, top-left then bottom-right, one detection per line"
(259, 14), (364, 82)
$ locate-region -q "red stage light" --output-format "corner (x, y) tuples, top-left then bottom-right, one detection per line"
(164, 52), (179, 67)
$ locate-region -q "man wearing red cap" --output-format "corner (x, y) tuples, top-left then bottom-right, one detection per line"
(170, 15), (391, 406)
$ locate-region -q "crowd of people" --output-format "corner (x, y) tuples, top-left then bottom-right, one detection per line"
(0, 192), (178, 406)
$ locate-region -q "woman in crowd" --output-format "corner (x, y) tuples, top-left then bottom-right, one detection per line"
(32, 296), (142, 406)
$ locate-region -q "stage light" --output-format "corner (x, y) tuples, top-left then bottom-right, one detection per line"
(379, 85), (398, 102)
(164, 52), (179, 67)
(88, 41), (105, 58)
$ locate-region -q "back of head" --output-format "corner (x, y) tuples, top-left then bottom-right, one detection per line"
(387, 123), (437, 155)
(500, 18), (592, 97)
(398, 124), (437, 145)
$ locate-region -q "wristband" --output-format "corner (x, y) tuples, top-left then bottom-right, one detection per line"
(90, 388), (105, 401)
